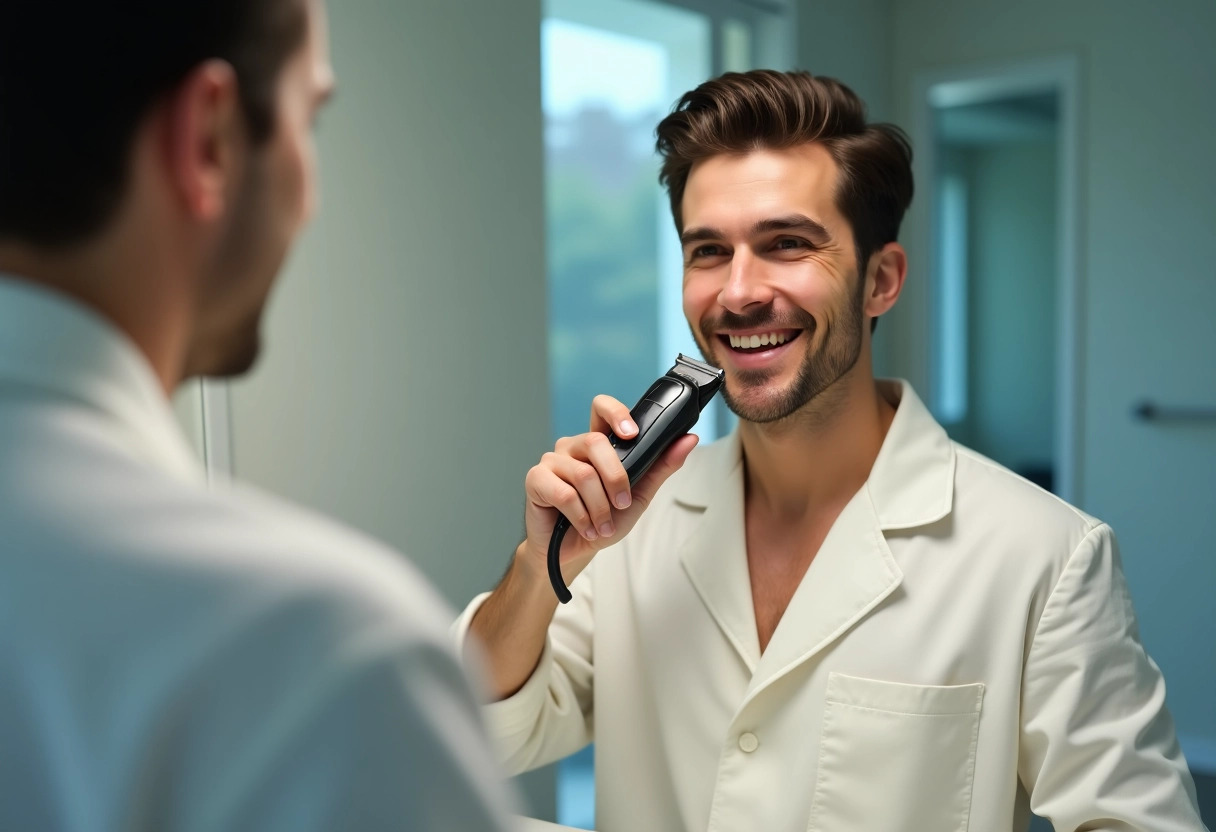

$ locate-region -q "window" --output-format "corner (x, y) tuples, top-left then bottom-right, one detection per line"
(544, 0), (714, 445)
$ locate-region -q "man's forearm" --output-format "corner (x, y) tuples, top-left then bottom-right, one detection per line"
(466, 542), (560, 701)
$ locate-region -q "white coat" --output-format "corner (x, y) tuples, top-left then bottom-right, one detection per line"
(457, 379), (1204, 831)
(0, 276), (515, 831)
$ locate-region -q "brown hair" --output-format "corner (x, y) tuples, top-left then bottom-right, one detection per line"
(656, 70), (914, 286)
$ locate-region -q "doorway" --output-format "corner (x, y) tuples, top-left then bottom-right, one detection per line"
(915, 57), (1081, 501)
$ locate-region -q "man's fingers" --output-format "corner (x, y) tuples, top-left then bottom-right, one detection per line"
(590, 394), (637, 440)
(526, 462), (593, 541)
(629, 433), (699, 508)
(536, 452), (615, 541)
(581, 432), (632, 513)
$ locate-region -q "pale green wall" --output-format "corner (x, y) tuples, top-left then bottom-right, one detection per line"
(797, 0), (892, 120)
(225, 0), (556, 816)
(231, 0), (547, 613)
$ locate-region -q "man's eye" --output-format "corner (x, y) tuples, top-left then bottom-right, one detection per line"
(775, 238), (808, 251)
(693, 244), (724, 258)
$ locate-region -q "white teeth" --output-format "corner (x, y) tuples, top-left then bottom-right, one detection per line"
(728, 331), (791, 350)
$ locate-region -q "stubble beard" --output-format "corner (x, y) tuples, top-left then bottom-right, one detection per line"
(693, 277), (866, 425)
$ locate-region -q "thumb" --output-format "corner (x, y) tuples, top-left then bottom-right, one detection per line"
(629, 433), (699, 508)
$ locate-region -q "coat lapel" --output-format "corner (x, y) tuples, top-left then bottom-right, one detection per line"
(676, 434), (762, 673)
(741, 486), (902, 707)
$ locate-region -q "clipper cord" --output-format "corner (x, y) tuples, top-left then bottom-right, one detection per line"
(547, 514), (574, 604)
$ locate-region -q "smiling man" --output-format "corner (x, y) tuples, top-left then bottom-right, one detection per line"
(457, 71), (1204, 831)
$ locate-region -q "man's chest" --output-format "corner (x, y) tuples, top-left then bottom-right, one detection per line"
(744, 510), (836, 653)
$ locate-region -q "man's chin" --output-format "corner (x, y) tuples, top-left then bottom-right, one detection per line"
(721, 379), (801, 424)
(181, 330), (262, 383)
(211, 342), (261, 378)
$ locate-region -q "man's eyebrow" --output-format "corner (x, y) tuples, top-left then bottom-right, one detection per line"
(679, 226), (725, 246)
(751, 215), (831, 243)
(680, 215), (832, 247)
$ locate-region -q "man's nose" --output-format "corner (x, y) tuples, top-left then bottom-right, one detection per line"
(717, 248), (774, 314)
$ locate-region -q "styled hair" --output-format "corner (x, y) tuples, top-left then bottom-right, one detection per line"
(656, 70), (914, 286)
(0, 0), (307, 247)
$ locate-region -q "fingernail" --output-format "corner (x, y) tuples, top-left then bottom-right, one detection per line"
(599, 522), (614, 537)
(584, 528), (598, 540)
(615, 492), (631, 509)
(620, 420), (636, 435)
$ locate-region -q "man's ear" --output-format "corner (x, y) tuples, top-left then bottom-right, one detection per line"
(865, 241), (907, 321)
(162, 60), (243, 223)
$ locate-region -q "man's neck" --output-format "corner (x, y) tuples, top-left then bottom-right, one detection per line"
(737, 366), (896, 523)
(0, 236), (190, 396)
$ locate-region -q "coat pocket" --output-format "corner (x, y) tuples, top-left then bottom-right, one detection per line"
(807, 672), (985, 832)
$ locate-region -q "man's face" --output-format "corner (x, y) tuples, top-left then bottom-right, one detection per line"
(188, 0), (335, 378)
(681, 143), (867, 423)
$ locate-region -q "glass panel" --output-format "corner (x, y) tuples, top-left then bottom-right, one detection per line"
(934, 171), (968, 424)
(172, 380), (207, 461)
(543, 0), (712, 446)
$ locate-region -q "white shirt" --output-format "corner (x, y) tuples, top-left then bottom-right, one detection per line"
(456, 380), (1205, 831)
(0, 276), (516, 832)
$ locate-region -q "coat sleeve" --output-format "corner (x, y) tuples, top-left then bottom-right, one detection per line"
(1018, 523), (1205, 830)
(454, 563), (597, 776)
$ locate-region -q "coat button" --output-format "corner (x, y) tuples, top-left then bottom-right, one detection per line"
(738, 732), (759, 753)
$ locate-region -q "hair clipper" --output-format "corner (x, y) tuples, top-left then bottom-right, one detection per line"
(547, 354), (725, 603)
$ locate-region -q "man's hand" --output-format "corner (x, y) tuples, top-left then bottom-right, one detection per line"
(467, 394), (699, 702)
(518, 394), (699, 586)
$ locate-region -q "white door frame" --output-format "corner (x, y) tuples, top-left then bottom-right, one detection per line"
(199, 380), (234, 483)
(911, 54), (1083, 505)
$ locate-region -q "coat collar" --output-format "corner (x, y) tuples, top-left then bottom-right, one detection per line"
(0, 274), (205, 484)
(673, 380), (955, 704)
(671, 380), (954, 529)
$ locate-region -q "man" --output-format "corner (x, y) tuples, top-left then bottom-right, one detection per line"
(0, 2), (513, 830)
(457, 71), (1205, 831)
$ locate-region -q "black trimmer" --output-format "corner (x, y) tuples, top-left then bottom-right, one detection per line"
(547, 354), (725, 603)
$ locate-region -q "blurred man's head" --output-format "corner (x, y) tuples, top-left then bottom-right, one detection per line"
(655, 71), (913, 422)
(0, 0), (334, 385)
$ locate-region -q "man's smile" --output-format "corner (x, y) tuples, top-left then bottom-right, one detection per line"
(716, 327), (805, 368)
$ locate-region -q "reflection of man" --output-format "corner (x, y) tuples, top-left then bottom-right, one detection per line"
(458, 71), (1204, 830)
(0, 2), (512, 829)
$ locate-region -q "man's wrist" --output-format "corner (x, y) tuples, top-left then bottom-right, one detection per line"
(510, 541), (561, 609)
